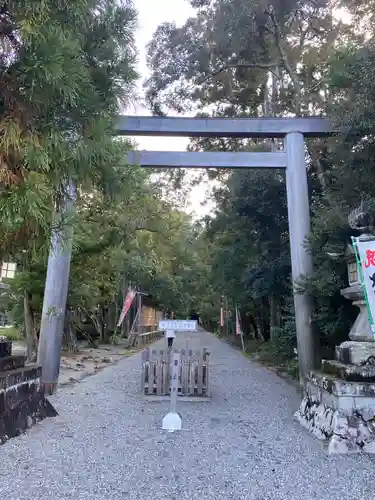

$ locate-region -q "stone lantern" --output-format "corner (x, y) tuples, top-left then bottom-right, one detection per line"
(295, 205), (375, 454)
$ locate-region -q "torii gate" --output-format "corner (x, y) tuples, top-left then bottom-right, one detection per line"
(117, 115), (332, 386)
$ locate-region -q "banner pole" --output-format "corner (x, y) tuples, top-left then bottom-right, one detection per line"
(239, 309), (245, 352)
(236, 305), (245, 352)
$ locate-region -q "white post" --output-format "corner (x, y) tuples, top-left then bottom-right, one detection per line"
(285, 132), (315, 385)
(162, 352), (182, 431)
(170, 352), (179, 414)
(38, 182), (76, 394)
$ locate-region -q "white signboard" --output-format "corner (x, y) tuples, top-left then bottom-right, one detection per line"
(353, 237), (375, 331)
(158, 320), (197, 331)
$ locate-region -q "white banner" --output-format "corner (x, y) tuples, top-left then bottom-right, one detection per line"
(353, 237), (375, 329)
(158, 320), (197, 331)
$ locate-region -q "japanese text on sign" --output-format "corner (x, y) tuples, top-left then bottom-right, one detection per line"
(364, 250), (375, 268)
(158, 320), (197, 331)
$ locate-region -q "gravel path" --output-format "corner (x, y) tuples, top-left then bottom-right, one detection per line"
(1, 330), (374, 500)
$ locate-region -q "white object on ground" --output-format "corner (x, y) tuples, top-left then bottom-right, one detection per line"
(162, 412), (182, 432)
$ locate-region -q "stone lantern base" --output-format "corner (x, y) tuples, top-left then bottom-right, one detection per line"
(296, 370), (375, 454)
(295, 273), (375, 454)
(299, 207), (375, 453)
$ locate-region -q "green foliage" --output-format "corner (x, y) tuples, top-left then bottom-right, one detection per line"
(145, 0), (346, 117)
(0, 327), (23, 342)
(142, 0), (375, 366)
(0, 1), (215, 352)
(0, 0), (138, 256)
(1, 168), (211, 340)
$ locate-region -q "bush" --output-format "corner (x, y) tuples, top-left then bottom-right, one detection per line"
(0, 327), (23, 341)
(269, 324), (296, 360)
(286, 359), (299, 379)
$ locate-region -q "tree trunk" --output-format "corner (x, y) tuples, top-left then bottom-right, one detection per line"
(124, 312), (130, 338)
(99, 306), (107, 342)
(248, 314), (258, 339)
(107, 302), (116, 332)
(269, 294), (282, 342)
(255, 309), (265, 342)
(253, 308), (260, 340)
(63, 306), (78, 352)
(260, 297), (270, 341)
(24, 289), (37, 362)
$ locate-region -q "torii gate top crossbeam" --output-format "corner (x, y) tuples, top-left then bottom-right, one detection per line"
(116, 115), (332, 138)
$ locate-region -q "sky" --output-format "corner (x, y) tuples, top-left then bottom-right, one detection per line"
(126, 0), (215, 218)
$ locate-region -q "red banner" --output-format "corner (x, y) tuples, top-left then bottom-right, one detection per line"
(117, 289), (136, 327)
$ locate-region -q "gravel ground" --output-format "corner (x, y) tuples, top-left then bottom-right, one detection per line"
(1, 330), (375, 500)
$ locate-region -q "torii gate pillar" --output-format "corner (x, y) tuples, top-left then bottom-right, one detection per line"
(286, 132), (316, 382)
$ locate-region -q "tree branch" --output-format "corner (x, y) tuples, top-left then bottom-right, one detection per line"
(266, 6), (302, 115)
(134, 227), (159, 233)
(198, 61), (281, 85)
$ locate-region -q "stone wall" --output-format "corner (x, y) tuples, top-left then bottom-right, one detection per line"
(0, 340), (57, 445)
(295, 375), (375, 454)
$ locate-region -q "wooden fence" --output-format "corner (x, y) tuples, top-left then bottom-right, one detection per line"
(135, 330), (163, 348)
(141, 348), (211, 398)
(126, 330), (163, 348)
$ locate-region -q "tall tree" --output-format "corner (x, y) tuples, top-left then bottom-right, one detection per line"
(0, 0), (138, 389)
(0, 1), (137, 255)
(145, 0), (346, 116)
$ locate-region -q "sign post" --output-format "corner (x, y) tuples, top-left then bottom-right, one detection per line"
(158, 319), (197, 430)
(162, 352), (182, 432)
